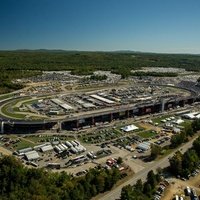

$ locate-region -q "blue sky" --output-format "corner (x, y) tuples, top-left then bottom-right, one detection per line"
(0, 0), (200, 53)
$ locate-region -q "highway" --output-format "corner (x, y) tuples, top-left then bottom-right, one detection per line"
(99, 135), (198, 200)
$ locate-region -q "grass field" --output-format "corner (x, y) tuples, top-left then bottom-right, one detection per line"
(13, 140), (35, 151)
(138, 130), (157, 138)
(0, 93), (15, 100)
(181, 119), (192, 128)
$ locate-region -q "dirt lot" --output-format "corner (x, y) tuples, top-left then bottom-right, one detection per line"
(162, 175), (200, 200)
(138, 122), (160, 132)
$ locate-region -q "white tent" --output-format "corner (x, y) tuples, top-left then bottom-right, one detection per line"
(121, 124), (139, 132)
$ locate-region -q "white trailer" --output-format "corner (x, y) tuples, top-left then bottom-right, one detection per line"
(58, 144), (65, 151)
(70, 147), (78, 154)
(71, 141), (77, 147)
(61, 143), (68, 150)
(66, 141), (73, 148)
(74, 140), (80, 146)
(54, 146), (61, 153)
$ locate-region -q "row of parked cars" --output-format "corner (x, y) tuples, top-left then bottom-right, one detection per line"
(153, 180), (170, 200)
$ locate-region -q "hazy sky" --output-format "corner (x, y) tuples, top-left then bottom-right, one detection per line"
(1, 0), (200, 53)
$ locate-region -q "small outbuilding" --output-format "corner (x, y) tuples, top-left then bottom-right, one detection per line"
(137, 142), (151, 151)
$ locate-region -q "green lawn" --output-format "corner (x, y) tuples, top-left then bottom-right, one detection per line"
(0, 93), (14, 100)
(14, 140), (35, 151)
(138, 130), (157, 138)
(22, 99), (38, 106)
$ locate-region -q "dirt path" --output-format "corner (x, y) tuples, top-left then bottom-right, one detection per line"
(20, 137), (36, 145)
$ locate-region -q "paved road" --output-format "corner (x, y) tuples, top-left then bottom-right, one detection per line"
(99, 135), (198, 200)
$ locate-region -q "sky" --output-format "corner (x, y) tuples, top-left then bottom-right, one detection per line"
(0, 0), (200, 53)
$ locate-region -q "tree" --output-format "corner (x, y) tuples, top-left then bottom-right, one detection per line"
(182, 149), (199, 174)
(193, 136), (200, 157)
(143, 183), (152, 197)
(170, 131), (186, 148)
(135, 179), (143, 191)
(184, 123), (194, 137)
(95, 175), (105, 193)
(169, 151), (183, 176)
(192, 119), (200, 132)
(151, 144), (161, 159)
(120, 185), (133, 200)
(146, 170), (157, 189)
(117, 157), (123, 165)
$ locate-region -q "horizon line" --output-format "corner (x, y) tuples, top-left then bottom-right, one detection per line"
(0, 48), (199, 55)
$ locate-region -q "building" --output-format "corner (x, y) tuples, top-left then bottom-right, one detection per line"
(137, 142), (151, 151)
(40, 145), (53, 152)
(25, 151), (40, 161)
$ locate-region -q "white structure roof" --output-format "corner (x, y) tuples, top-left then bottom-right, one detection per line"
(174, 119), (184, 125)
(60, 103), (73, 110)
(90, 94), (115, 104)
(40, 145), (53, 152)
(18, 147), (32, 154)
(25, 151), (40, 161)
(51, 98), (73, 110)
(34, 143), (50, 150)
(82, 103), (96, 108)
(183, 112), (199, 119)
(121, 124), (139, 132)
(137, 142), (150, 150)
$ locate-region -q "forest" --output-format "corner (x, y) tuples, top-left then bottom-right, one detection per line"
(1, 51), (200, 72)
(0, 156), (124, 200)
(0, 50), (200, 93)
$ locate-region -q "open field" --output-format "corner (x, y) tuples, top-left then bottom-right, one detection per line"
(138, 130), (157, 138)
